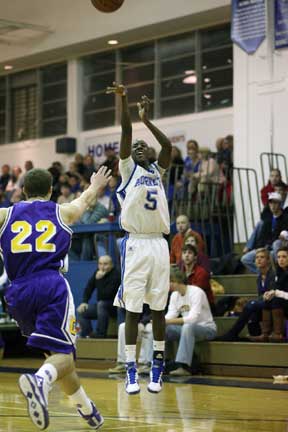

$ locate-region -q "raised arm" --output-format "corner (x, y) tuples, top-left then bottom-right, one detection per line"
(59, 166), (111, 225)
(138, 96), (172, 169)
(106, 82), (132, 159)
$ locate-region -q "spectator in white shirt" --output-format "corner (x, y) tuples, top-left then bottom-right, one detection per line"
(166, 266), (216, 376)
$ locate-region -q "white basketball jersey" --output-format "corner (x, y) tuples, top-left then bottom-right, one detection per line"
(117, 158), (170, 234)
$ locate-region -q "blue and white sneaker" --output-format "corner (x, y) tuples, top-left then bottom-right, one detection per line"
(125, 362), (140, 395)
(147, 359), (164, 393)
(18, 374), (49, 430)
(77, 401), (104, 430)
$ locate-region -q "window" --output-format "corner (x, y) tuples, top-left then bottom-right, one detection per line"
(41, 63), (67, 137)
(11, 70), (38, 142)
(159, 33), (196, 117)
(0, 78), (5, 144)
(82, 52), (116, 130)
(200, 26), (233, 111)
(121, 43), (155, 122)
(1, 61), (67, 143)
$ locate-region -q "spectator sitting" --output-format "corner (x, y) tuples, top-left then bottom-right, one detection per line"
(68, 173), (82, 195)
(177, 140), (200, 198)
(216, 134), (233, 178)
(5, 165), (22, 194)
(259, 247), (288, 342)
(18, 160), (34, 189)
(108, 305), (152, 374)
(0, 164), (10, 192)
(69, 195), (109, 261)
(180, 244), (214, 309)
(170, 146), (184, 186)
(165, 266), (216, 376)
(241, 192), (288, 273)
(261, 168), (282, 206)
(190, 148), (226, 194)
(57, 183), (75, 204)
(66, 161), (79, 177)
(83, 154), (96, 179)
(74, 153), (86, 176)
(183, 231), (210, 273)
(48, 165), (62, 202)
(168, 146), (184, 210)
(77, 255), (121, 338)
(10, 188), (24, 205)
(170, 214), (204, 264)
(104, 176), (121, 217)
(101, 148), (119, 177)
(243, 183), (288, 256)
(217, 248), (275, 341)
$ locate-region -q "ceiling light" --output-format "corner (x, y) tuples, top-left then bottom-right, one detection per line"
(183, 75), (197, 84)
(4, 64), (13, 70)
(184, 70), (195, 75)
(203, 93), (212, 99)
(204, 77), (211, 83)
(108, 40), (118, 45)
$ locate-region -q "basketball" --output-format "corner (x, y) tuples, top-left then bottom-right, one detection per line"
(90, 0), (125, 13)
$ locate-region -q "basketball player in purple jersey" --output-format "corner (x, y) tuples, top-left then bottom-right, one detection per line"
(0, 166), (111, 430)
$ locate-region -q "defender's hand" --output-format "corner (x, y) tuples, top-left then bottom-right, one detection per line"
(106, 82), (127, 96)
(90, 166), (112, 190)
(137, 95), (150, 122)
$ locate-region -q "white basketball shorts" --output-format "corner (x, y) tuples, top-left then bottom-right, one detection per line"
(114, 233), (170, 313)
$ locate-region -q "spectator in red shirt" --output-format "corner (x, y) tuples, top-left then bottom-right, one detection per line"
(181, 244), (214, 309)
(170, 215), (204, 264)
(261, 169), (282, 206)
(183, 231), (210, 273)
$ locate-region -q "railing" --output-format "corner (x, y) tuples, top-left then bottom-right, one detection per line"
(232, 167), (261, 245)
(260, 152), (288, 186)
(163, 157), (234, 257)
(70, 159), (262, 258)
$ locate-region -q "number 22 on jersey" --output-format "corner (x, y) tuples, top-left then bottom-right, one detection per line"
(11, 220), (56, 253)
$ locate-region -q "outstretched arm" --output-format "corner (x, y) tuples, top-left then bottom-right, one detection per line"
(138, 96), (172, 169)
(106, 82), (132, 160)
(60, 166), (111, 225)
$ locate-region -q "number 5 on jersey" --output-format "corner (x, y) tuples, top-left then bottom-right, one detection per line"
(11, 220), (56, 253)
(144, 190), (158, 211)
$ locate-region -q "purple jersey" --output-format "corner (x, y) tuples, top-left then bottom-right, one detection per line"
(0, 200), (72, 281)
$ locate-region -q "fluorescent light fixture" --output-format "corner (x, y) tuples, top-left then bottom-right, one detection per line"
(108, 40), (118, 45)
(183, 75), (197, 84)
(4, 64), (13, 70)
(203, 93), (212, 99)
(184, 70), (195, 75)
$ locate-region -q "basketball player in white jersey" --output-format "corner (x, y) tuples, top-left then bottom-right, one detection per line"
(106, 83), (171, 395)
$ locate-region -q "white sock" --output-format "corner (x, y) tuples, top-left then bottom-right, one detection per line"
(69, 386), (92, 415)
(125, 345), (136, 363)
(153, 340), (165, 352)
(36, 363), (58, 386)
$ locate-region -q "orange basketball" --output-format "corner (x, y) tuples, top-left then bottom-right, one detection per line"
(90, 0), (125, 13)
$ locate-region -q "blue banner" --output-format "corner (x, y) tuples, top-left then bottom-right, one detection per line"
(231, 0), (266, 54)
(275, 0), (288, 49)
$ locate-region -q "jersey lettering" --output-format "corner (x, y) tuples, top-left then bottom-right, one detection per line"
(144, 190), (158, 211)
(134, 176), (160, 187)
(11, 220), (57, 253)
(11, 221), (32, 253)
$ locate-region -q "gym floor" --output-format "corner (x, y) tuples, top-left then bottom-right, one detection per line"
(1, 365), (288, 432)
